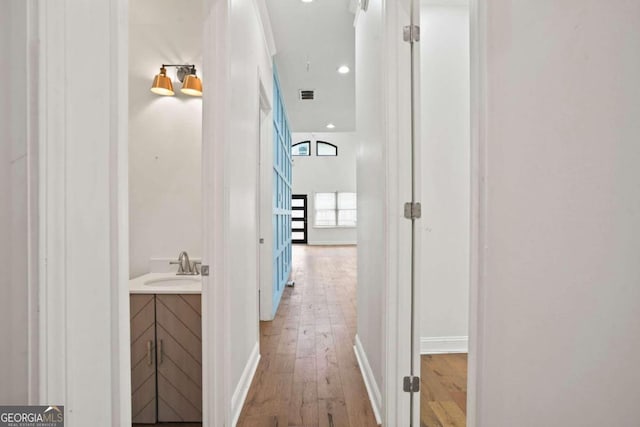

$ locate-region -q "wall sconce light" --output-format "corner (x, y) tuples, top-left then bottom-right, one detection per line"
(151, 64), (202, 97)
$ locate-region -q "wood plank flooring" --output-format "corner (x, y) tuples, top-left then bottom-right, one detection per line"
(133, 423), (201, 426)
(133, 246), (468, 427)
(237, 245), (379, 427)
(420, 354), (468, 427)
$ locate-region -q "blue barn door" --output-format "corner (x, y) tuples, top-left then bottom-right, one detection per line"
(271, 68), (292, 317)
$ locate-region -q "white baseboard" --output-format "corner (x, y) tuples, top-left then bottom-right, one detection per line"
(420, 336), (469, 354)
(231, 342), (261, 426)
(354, 335), (382, 425)
(306, 241), (357, 246)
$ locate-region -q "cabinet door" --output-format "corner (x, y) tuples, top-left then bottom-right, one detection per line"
(130, 294), (157, 424)
(156, 294), (202, 422)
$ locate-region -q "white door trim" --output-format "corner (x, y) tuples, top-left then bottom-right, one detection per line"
(37, 0), (67, 405)
(467, 1), (484, 425)
(202, 0), (232, 425)
(381, 0), (414, 425)
(33, 0), (131, 423)
(25, 0), (40, 404)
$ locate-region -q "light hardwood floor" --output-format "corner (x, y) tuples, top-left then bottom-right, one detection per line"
(237, 245), (379, 426)
(420, 354), (468, 427)
(133, 423), (201, 426)
(133, 246), (468, 427)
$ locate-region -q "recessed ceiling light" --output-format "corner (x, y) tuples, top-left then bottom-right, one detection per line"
(301, 0), (313, 3)
(326, 123), (335, 129)
(337, 65), (350, 74)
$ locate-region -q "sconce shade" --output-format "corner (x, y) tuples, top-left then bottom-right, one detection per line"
(181, 74), (203, 96)
(150, 67), (174, 96)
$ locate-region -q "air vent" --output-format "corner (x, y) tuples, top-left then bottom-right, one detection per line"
(299, 90), (315, 100)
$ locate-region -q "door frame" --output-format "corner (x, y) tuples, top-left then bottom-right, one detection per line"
(29, 0), (483, 425)
(201, 0), (232, 425)
(31, 0), (131, 423)
(409, 1), (478, 426)
(257, 73), (272, 330)
(467, 0), (483, 424)
(406, 0), (481, 425)
(375, 0), (481, 425)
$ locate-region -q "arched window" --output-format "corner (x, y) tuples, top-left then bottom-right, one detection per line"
(292, 141), (311, 156)
(316, 141), (338, 156)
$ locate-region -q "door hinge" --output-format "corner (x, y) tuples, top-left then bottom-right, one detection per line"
(403, 25), (420, 43)
(404, 202), (422, 219)
(403, 376), (420, 393)
(200, 265), (210, 276)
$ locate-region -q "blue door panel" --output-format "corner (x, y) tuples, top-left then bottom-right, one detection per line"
(272, 67), (292, 317)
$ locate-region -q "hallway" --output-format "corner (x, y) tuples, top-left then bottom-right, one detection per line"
(237, 245), (378, 426)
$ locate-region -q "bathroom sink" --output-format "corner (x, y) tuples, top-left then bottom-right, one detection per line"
(144, 276), (201, 287)
(130, 273), (202, 294)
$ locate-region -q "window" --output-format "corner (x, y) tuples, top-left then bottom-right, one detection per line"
(337, 192), (357, 227)
(314, 193), (336, 226)
(314, 192), (357, 227)
(316, 141), (337, 156)
(292, 141), (310, 156)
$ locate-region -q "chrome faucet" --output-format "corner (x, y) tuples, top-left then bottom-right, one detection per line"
(170, 251), (200, 275)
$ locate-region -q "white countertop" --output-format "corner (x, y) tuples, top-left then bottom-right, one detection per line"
(129, 272), (202, 294)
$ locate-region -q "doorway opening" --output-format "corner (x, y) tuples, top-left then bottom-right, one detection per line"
(128, 0), (204, 424)
(416, 1), (471, 426)
(237, 0), (376, 425)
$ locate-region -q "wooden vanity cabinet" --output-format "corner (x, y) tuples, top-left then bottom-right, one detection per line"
(130, 294), (202, 424)
(130, 294), (156, 423)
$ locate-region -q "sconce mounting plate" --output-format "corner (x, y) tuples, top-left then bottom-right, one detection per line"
(176, 66), (191, 83)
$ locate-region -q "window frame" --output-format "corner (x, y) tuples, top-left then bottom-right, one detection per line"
(292, 140), (311, 156)
(313, 191), (357, 228)
(315, 141), (338, 157)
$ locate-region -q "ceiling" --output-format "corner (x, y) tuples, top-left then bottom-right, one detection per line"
(266, 0), (355, 132)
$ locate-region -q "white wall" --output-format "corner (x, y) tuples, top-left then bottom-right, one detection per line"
(474, 1), (640, 425)
(292, 132), (358, 245)
(201, 0), (275, 421)
(129, 0), (203, 278)
(227, 0), (274, 415)
(355, 0), (386, 401)
(419, 2), (470, 353)
(0, 0), (29, 404)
